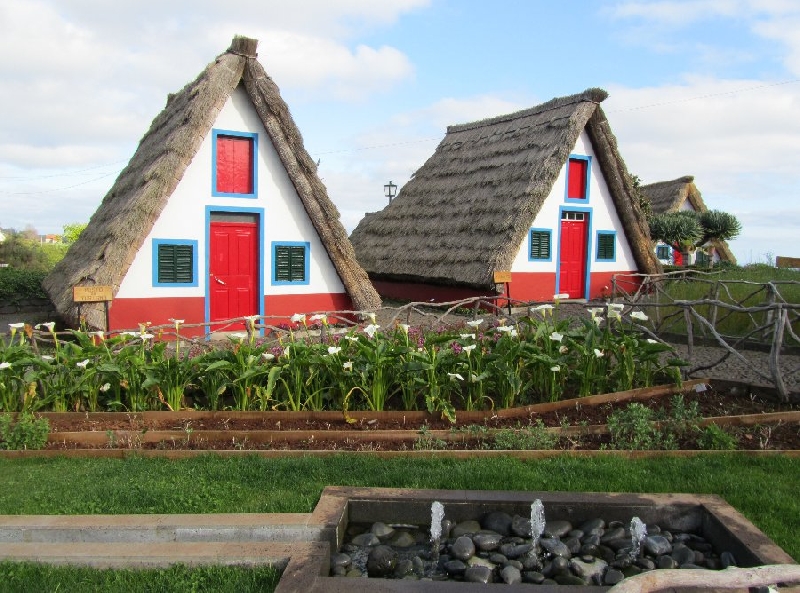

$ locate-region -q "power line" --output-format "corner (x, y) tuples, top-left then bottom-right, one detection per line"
(2, 170), (120, 195)
(0, 160), (128, 181)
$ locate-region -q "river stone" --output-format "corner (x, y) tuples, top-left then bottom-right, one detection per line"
(345, 568), (363, 577)
(657, 555), (677, 569)
(580, 543), (599, 557)
(370, 521), (394, 540)
(601, 526), (626, 542)
(644, 535), (673, 556)
(569, 529), (585, 539)
(671, 543), (696, 565)
(506, 559), (523, 570)
(578, 519), (605, 534)
(522, 571), (546, 584)
(636, 557), (655, 570)
(570, 557), (608, 580)
(500, 542), (532, 559)
(351, 532), (380, 547)
(544, 520), (573, 538)
(412, 556), (425, 577)
(331, 552), (351, 569)
(540, 537), (571, 558)
(604, 568), (625, 585)
(564, 536), (582, 554)
(500, 565), (522, 585)
(473, 532), (502, 551)
(597, 545), (617, 564)
(443, 559), (467, 577)
(583, 534), (602, 546)
(451, 520), (481, 538)
(481, 511), (512, 535)
(388, 531), (416, 548)
(393, 559), (414, 578)
(367, 545), (398, 577)
(467, 556), (497, 570)
(451, 535), (476, 561)
(543, 556), (570, 577)
(489, 552), (508, 564)
(511, 515), (532, 537)
(555, 574), (588, 585)
(332, 565), (347, 576)
(464, 565), (493, 584)
(721, 551), (737, 568)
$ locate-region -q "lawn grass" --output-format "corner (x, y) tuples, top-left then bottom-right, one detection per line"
(0, 562), (281, 593)
(0, 454), (797, 564)
(648, 264), (800, 343)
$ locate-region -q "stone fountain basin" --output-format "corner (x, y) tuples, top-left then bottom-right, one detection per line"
(290, 487), (795, 593)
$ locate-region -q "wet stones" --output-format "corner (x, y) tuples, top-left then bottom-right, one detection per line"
(335, 515), (741, 584)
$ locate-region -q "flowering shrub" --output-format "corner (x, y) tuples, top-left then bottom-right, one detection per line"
(0, 303), (685, 418)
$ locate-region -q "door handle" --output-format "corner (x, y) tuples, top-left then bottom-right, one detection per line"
(215, 277), (226, 285)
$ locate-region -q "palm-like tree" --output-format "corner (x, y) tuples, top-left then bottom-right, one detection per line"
(649, 209), (741, 266)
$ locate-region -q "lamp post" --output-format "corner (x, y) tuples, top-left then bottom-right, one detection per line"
(384, 181), (397, 204)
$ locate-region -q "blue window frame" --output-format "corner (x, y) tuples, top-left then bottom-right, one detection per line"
(211, 129), (258, 198)
(595, 231), (616, 262)
(564, 154), (591, 203)
(271, 241), (310, 285)
(528, 229), (552, 261)
(656, 244), (671, 260)
(152, 239), (198, 287)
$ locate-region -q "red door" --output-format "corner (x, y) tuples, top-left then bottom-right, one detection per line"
(209, 221), (258, 329)
(558, 211), (588, 299)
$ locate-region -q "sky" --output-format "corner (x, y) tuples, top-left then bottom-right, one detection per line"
(1, 0), (799, 265)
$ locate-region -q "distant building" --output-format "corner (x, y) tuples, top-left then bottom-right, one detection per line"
(640, 176), (737, 266)
(350, 89), (660, 303)
(44, 36), (379, 335)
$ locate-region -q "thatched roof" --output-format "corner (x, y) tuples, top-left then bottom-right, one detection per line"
(640, 175), (737, 264)
(350, 88), (661, 288)
(44, 36), (380, 329)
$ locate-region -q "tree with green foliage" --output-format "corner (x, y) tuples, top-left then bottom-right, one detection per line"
(0, 229), (68, 272)
(62, 222), (87, 244)
(649, 209), (742, 266)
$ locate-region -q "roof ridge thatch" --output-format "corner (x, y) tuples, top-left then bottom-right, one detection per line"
(350, 89), (660, 289)
(44, 36), (379, 330)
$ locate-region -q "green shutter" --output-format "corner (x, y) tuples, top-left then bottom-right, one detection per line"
(158, 244), (194, 284)
(597, 234), (615, 260)
(529, 230), (551, 260)
(275, 245), (306, 282)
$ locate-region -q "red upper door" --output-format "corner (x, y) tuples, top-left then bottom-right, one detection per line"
(209, 220), (258, 328)
(558, 211), (588, 299)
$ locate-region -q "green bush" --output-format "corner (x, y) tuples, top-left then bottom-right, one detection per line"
(0, 413), (50, 450)
(607, 403), (659, 450)
(493, 419), (558, 450)
(0, 268), (49, 302)
(698, 423), (738, 450)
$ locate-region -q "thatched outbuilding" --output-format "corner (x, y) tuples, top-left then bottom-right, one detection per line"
(44, 36), (380, 335)
(640, 175), (737, 265)
(350, 88), (660, 303)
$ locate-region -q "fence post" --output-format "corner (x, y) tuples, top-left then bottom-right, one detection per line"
(769, 305), (789, 403)
(709, 280), (720, 330)
(763, 283), (777, 342)
(683, 305), (693, 377)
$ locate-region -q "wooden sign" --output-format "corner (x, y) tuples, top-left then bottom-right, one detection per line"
(73, 285), (113, 303)
(493, 271), (512, 284)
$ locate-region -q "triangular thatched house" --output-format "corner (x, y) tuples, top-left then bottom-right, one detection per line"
(640, 175), (737, 266)
(350, 88), (660, 303)
(44, 36), (380, 335)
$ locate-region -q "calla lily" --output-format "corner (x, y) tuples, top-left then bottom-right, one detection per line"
(550, 366), (561, 372)
(549, 332), (564, 342)
(262, 353), (275, 361)
(100, 383), (111, 392)
(459, 333), (476, 340)
(509, 328), (518, 337)
(367, 312), (377, 324)
(448, 373), (464, 381)
(594, 349), (604, 358)
(631, 311), (649, 321)
(559, 345), (569, 354)
(363, 324), (380, 338)
(310, 314), (327, 323)
(139, 333), (155, 341)
(495, 325), (514, 333)
(398, 323), (410, 333)
(466, 319), (484, 328)
(35, 322), (56, 332)
(0, 362), (11, 370)
(463, 344), (477, 353)
(587, 307), (604, 317)
(76, 359), (90, 369)
(530, 304), (554, 317)
(327, 346), (342, 355)
(647, 339), (659, 344)
(290, 313), (305, 324)
(343, 361), (353, 371)
(8, 323), (24, 329)
(228, 332), (247, 342)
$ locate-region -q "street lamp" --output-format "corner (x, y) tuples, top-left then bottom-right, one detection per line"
(384, 181), (397, 204)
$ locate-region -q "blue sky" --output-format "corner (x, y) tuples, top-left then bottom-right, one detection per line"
(1, 0), (799, 264)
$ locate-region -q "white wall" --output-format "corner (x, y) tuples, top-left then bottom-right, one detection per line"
(509, 130), (638, 273)
(117, 85), (345, 299)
